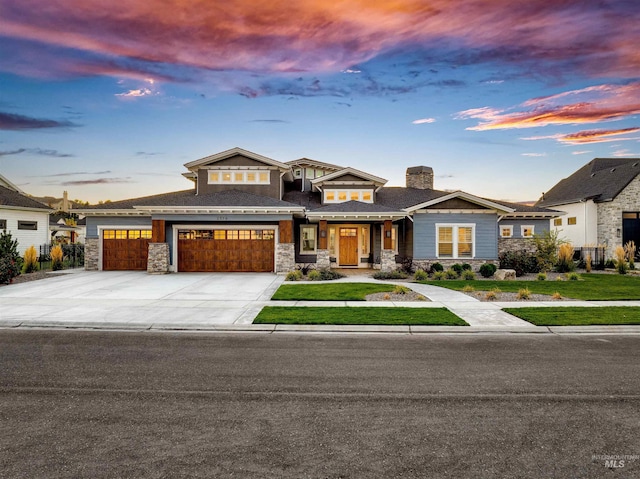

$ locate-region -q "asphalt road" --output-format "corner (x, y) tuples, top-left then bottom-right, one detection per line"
(1, 331), (639, 478)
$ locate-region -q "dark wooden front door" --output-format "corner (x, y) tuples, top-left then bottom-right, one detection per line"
(339, 228), (358, 266)
(102, 230), (151, 270)
(178, 229), (275, 272)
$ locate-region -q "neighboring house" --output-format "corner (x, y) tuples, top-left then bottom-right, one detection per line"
(537, 158), (640, 258)
(0, 174), (53, 255)
(77, 147), (559, 273)
(50, 213), (86, 244)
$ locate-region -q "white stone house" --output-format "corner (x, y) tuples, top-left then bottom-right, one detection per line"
(0, 174), (53, 255)
(537, 158), (640, 259)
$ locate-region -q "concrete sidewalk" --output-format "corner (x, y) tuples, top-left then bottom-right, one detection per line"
(1, 270), (640, 334)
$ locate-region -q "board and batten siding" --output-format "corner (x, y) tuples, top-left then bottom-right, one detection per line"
(413, 212), (498, 260)
(0, 209), (50, 255)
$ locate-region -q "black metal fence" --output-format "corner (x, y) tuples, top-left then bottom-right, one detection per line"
(39, 243), (85, 270)
(573, 246), (606, 270)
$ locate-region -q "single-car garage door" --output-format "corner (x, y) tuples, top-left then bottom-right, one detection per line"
(103, 229), (151, 270)
(178, 229), (275, 272)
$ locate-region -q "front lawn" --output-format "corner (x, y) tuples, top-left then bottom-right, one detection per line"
(272, 283), (396, 301)
(421, 273), (640, 300)
(254, 306), (467, 325)
(504, 307), (640, 326)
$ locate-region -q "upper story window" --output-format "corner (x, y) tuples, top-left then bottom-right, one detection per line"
(0, 219), (6, 230)
(567, 217), (577, 225)
(293, 169), (302, 178)
(208, 170), (270, 185)
(324, 189), (374, 204)
(18, 221), (38, 231)
(553, 218), (562, 226)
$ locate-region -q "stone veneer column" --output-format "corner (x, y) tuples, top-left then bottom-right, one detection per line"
(84, 238), (99, 270)
(275, 243), (295, 273)
(316, 249), (330, 269)
(381, 249), (396, 272)
(147, 243), (170, 274)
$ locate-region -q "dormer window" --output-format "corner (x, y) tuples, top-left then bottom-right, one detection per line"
(324, 189), (374, 204)
(208, 170), (270, 185)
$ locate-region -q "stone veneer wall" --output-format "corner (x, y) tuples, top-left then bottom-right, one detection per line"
(597, 174), (640, 257)
(147, 243), (170, 273)
(316, 249), (330, 269)
(276, 243), (295, 273)
(85, 238), (99, 270)
(381, 249), (397, 272)
(498, 237), (536, 255)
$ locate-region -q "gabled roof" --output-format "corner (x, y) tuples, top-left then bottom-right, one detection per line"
(305, 200), (407, 221)
(0, 184), (52, 212)
(376, 187), (450, 209)
(286, 158), (344, 171)
(183, 147), (290, 171)
(310, 167), (387, 187)
(537, 158), (640, 207)
(0, 174), (25, 194)
(404, 190), (516, 213)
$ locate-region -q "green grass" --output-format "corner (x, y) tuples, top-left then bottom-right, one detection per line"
(272, 283), (396, 301)
(254, 306), (468, 325)
(421, 274), (640, 300)
(504, 307), (640, 326)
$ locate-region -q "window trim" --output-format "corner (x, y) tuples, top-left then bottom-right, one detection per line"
(325, 189), (374, 204)
(553, 218), (562, 227)
(300, 225), (318, 254)
(500, 225), (513, 238)
(208, 169), (270, 185)
(18, 220), (38, 231)
(436, 223), (476, 259)
(521, 225), (535, 238)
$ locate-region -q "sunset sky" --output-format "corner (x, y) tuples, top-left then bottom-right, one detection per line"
(1, 0), (639, 204)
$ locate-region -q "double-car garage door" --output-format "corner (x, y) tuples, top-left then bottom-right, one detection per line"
(103, 228), (276, 272)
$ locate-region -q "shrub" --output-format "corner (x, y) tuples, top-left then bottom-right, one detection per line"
(23, 245), (39, 273)
(399, 256), (415, 274)
(625, 241), (636, 270)
(462, 270), (475, 280)
(537, 272), (547, 281)
(604, 259), (616, 269)
(517, 288), (531, 300)
(51, 245), (64, 271)
(393, 285), (411, 295)
(461, 263), (472, 271)
(285, 270), (302, 281)
(451, 263), (464, 275)
(499, 250), (538, 276)
(479, 263), (497, 278)
(432, 271), (445, 281)
(614, 246), (628, 275)
(444, 268), (459, 279)
(307, 269), (321, 281)
(555, 276), (564, 281)
(0, 230), (21, 284)
(296, 263), (315, 276)
(429, 262), (444, 273)
(383, 293), (391, 300)
(462, 284), (475, 292)
(566, 272), (579, 281)
(552, 292), (562, 300)
(413, 269), (428, 281)
(585, 254), (592, 273)
(533, 230), (563, 272)
(485, 291), (497, 301)
(491, 286), (502, 293)
(373, 270), (408, 280)
(556, 243), (575, 273)
(316, 269), (345, 280)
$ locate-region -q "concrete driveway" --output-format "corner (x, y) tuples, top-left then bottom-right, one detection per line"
(0, 270), (284, 329)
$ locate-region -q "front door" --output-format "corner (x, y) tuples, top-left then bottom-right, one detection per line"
(339, 228), (358, 266)
(623, 212), (640, 259)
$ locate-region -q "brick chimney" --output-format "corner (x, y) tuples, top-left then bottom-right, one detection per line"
(406, 166), (433, 190)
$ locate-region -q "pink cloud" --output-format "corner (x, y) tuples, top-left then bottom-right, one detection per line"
(521, 127), (640, 145)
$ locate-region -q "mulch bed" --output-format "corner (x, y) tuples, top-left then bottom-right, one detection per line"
(1, 271), (68, 286)
(365, 291), (429, 302)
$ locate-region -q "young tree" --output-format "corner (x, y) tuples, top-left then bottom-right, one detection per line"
(533, 229), (565, 272)
(0, 230), (21, 284)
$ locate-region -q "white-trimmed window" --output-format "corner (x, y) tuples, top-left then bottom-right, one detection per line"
(300, 225), (317, 254)
(361, 226), (370, 255)
(293, 168), (302, 178)
(380, 225), (399, 254)
(305, 168), (315, 179)
(208, 170), (270, 185)
(521, 225), (535, 238)
(436, 224), (475, 258)
(18, 221), (38, 230)
(500, 225), (513, 238)
(325, 189), (374, 204)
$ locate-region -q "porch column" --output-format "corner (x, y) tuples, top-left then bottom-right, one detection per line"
(276, 220), (295, 273)
(84, 237), (99, 270)
(381, 219), (396, 272)
(317, 220), (330, 269)
(148, 219), (170, 273)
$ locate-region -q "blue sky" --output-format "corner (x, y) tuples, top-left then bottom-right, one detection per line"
(1, 0), (639, 203)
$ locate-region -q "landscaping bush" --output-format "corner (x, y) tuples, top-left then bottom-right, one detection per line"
(556, 243), (575, 273)
(399, 256), (415, 274)
(444, 268), (459, 279)
(534, 230), (563, 272)
(316, 269), (345, 280)
(552, 292), (562, 300)
(499, 250), (538, 276)
(605, 259), (616, 269)
(451, 263), (464, 275)
(413, 269), (428, 281)
(614, 246), (628, 275)
(566, 272), (579, 281)
(625, 241), (636, 270)
(537, 272), (547, 281)
(517, 287), (532, 300)
(461, 263), (472, 271)
(432, 271), (445, 280)
(429, 262), (443, 273)
(373, 270), (408, 280)
(50, 245), (64, 271)
(285, 270), (302, 281)
(462, 270), (475, 280)
(307, 270), (321, 281)
(0, 230), (21, 284)
(485, 291), (497, 301)
(393, 285), (411, 295)
(585, 254), (592, 273)
(23, 245), (39, 273)
(462, 284), (475, 292)
(479, 263), (497, 278)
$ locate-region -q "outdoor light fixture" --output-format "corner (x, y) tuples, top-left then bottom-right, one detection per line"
(320, 230), (326, 238)
(616, 228), (621, 238)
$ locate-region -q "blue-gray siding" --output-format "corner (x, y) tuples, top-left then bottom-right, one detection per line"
(498, 219), (550, 238)
(413, 212), (498, 260)
(85, 216), (152, 238)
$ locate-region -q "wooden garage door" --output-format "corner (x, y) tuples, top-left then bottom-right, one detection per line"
(178, 229), (274, 272)
(103, 229), (151, 270)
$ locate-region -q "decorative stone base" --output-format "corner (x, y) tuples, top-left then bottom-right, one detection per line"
(381, 249), (397, 272)
(85, 238), (99, 270)
(316, 249), (330, 269)
(147, 243), (170, 274)
(276, 243), (295, 273)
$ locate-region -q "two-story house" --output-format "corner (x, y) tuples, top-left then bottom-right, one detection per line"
(78, 147), (559, 273)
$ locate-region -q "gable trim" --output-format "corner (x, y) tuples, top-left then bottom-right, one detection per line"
(184, 147), (290, 171)
(405, 191), (515, 213)
(310, 167), (387, 186)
